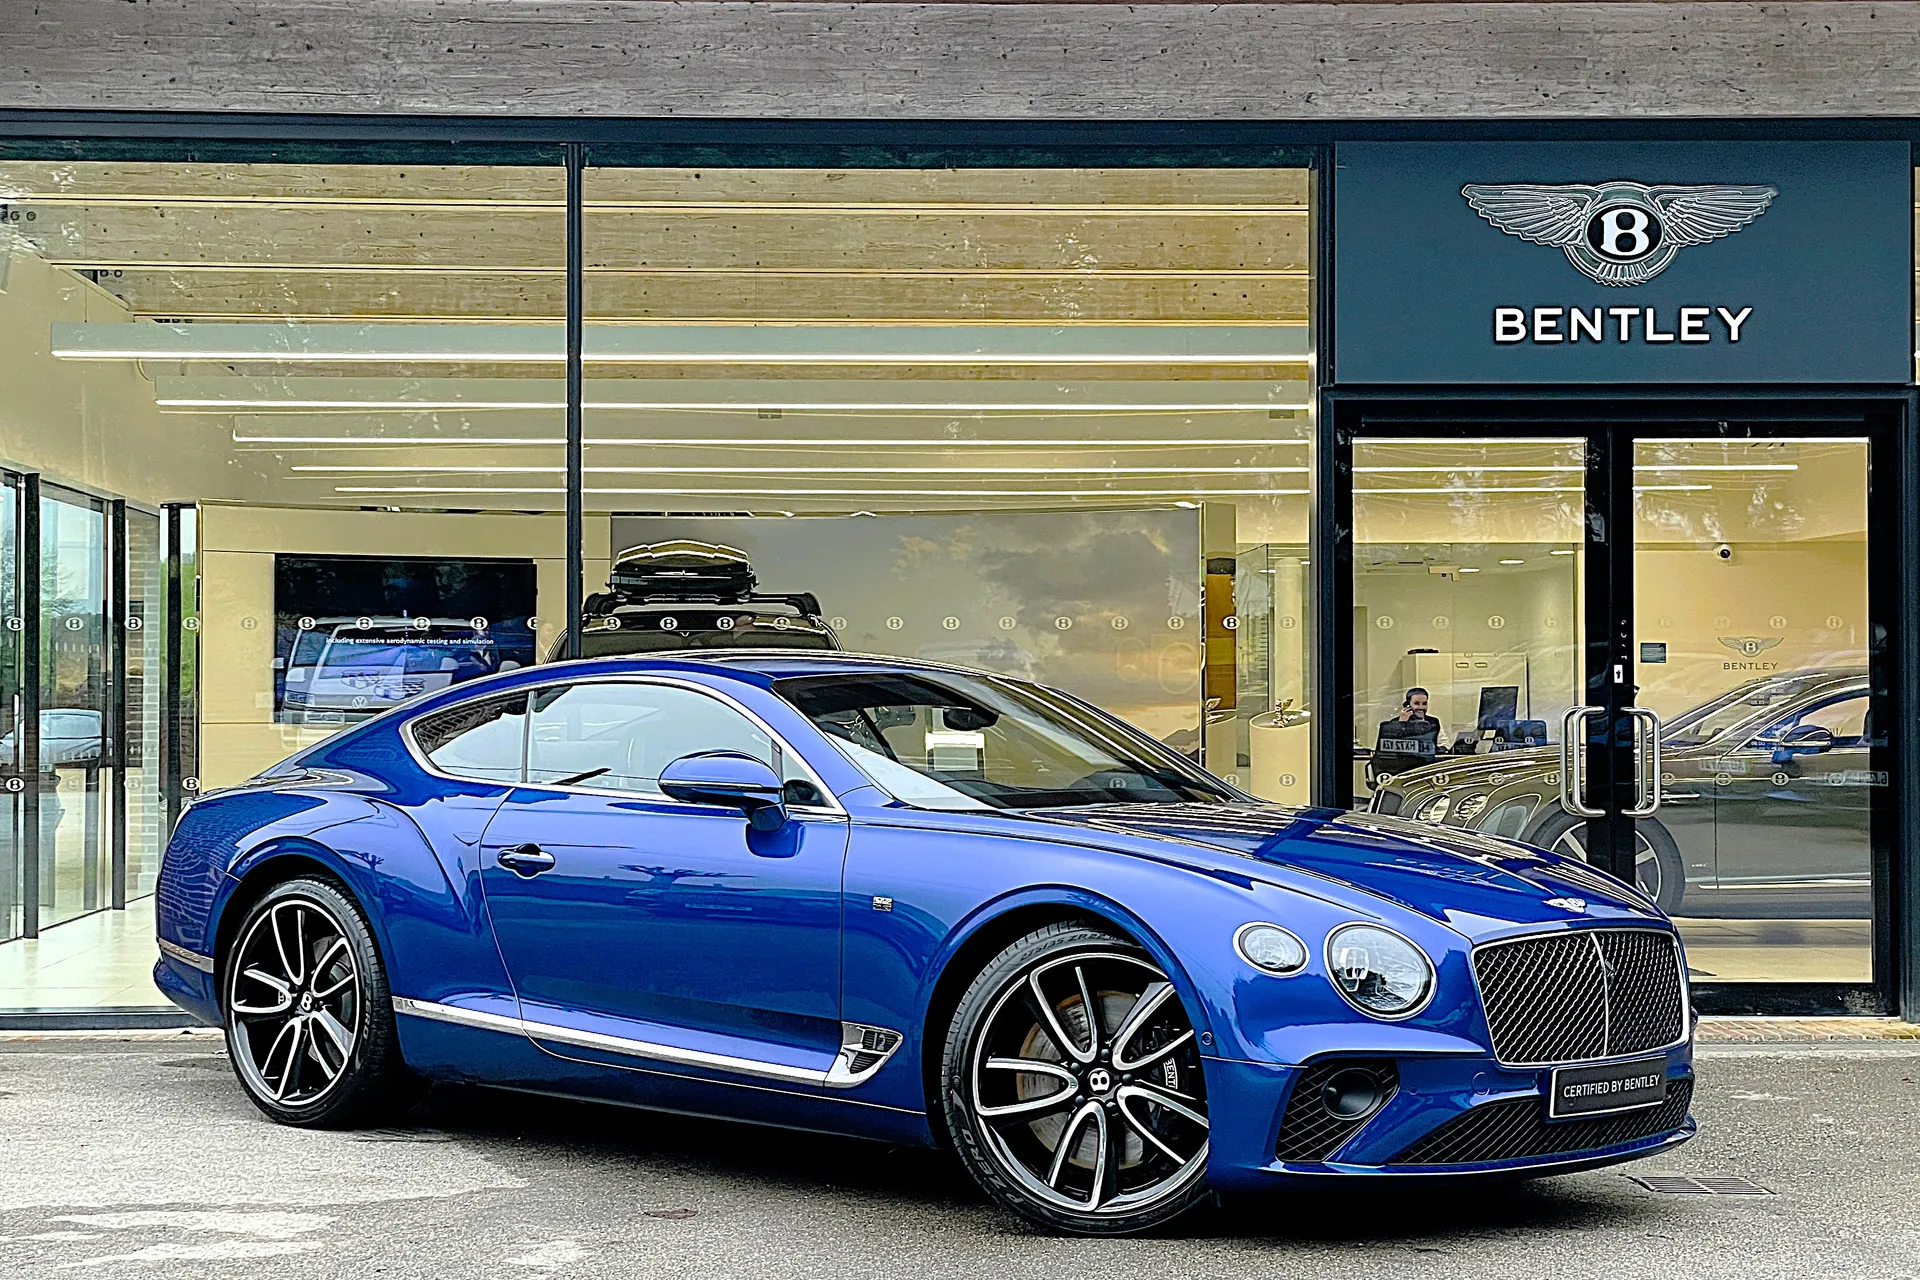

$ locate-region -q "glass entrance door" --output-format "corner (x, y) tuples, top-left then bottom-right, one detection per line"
(1343, 414), (1886, 995)
(1630, 435), (1874, 984)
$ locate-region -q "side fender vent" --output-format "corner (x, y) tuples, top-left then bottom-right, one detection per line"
(826, 1023), (904, 1088)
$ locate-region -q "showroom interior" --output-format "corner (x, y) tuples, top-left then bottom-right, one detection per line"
(0, 131), (1912, 1023)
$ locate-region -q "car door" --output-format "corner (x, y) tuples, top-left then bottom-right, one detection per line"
(478, 677), (850, 1076)
(1710, 690), (1873, 915)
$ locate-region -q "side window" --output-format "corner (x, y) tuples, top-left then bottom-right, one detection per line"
(1749, 694), (1868, 749)
(527, 681), (814, 798)
(1796, 695), (1869, 744)
(412, 692), (528, 783)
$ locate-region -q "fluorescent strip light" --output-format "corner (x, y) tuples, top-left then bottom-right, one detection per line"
(1355, 464), (1797, 474)
(236, 434), (1309, 448)
(55, 322), (1313, 366)
(1357, 485), (1712, 495)
(294, 464), (1311, 476)
(162, 375), (1313, 413)
(331, 486), (1312, 498)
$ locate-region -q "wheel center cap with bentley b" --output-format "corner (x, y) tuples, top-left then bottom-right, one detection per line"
(299, 991), (314, 1013)
(1085, 1067), (1112, 1093)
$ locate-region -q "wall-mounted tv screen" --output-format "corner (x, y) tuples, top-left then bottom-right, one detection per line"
(273, 555), (537, 725)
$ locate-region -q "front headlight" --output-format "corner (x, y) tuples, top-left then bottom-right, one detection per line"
(1234, 922), (1309, 975)
(1326, 924), (1436, 1020)
(1413, 794), (1451, 823)
(1452, 793), (1489, 824)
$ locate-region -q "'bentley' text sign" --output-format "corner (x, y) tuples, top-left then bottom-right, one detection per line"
(1333, 142), (1912, 384)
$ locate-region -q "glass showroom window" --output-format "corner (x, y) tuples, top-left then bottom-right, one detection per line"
(0, 147), (564, 928)
(569, 160), (1316, 799)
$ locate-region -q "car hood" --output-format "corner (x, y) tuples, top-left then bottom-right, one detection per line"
(1018, 802), (1660, 937)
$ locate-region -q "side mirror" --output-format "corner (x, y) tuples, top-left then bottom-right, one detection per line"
(659, 751), (788, 830)
(1771, 723), (1835, 763)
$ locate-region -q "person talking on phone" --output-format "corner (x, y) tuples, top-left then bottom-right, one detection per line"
(1368, 686), (1444, 786)
(1396, 687), (1439, 738)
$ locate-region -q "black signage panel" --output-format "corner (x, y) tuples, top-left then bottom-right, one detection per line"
(1333, 141), (1913, 384)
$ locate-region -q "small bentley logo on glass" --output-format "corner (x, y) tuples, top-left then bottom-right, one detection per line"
(1720, 635), (1785, 658)
(1462, 181), (1777, 285)
(1545, 897), (1588, 913)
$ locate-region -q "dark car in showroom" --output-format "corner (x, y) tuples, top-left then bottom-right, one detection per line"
(545, 539), (839, 660)
(1369, 668), (1873, 918)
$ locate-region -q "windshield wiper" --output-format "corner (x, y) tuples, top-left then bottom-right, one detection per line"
(551, 767), (611, 786)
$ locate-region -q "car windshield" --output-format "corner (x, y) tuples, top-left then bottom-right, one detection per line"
(1659, 673), (1850, 748)
(774, 670), (1237, 811)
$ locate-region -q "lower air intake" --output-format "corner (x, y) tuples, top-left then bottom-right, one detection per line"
(1388, 1076), (1693, 1166)
(1274, 1059), (1400, 1163)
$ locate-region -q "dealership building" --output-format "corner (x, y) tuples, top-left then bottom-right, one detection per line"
(0, 1), (1915, 1023)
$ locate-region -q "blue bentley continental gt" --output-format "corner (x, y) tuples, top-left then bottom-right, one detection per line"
(153, 653), (1694, 1235)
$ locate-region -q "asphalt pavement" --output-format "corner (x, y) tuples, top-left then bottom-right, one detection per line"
(1, 1032), (1916, 1279)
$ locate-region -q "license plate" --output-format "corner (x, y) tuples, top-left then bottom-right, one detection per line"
(1548, 1055), (1669, 1120)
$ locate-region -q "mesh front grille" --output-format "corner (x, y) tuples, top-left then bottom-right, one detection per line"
(1273, 1060), (1400, 1163)
(1472, 928), (1686, 1066)
(1597, 930), (1688, 1056)
(1389, 1077), (1693, 1166)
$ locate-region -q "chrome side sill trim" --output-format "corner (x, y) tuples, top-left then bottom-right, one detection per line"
(157, 936), (215, 974)
(392, 996), (866, 1088)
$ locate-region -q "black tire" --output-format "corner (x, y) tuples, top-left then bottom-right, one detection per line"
(940, 923), (1212, 1236)
(1528, 812), (1686, 915)
(221, 876), (419, 1128)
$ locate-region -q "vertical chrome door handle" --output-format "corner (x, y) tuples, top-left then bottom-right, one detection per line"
(1559, 705), (1605, 818)
(1625, 707), (1663, 817)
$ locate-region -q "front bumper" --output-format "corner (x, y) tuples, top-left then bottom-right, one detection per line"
(1203, 1041), (1694, 1192)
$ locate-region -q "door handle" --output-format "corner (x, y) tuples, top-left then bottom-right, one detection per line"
(1625, 707), (1663, 817)
(496, 843), (556, 877)
(1559, 705), (1605, 818)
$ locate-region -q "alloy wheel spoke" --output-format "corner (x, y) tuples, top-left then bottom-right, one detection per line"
(1116, 1081), (1209, 1130)
(310, 953), (357, 1000)
(1028, 970), (1096, 1065)
(233, 968), (294, 1015)
(270, 905), (304, 988)
(278, 1019), (307, 1100)
(981, 1056), (1077, 1086)
(1073, 965), (1099, 1056)
(1112, 1027), (1194, 1075)
(1115, 1092), (1189, 1165)
(1047, 1100), (1103, 1192)
(310, 1008), (355, 1065)
(310, 936), (349, 981)
(1108, 981), (1176, 1070)
(260, 1016), (300, 1098)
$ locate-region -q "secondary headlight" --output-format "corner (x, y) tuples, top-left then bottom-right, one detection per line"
(1234, 922), (1309, 975)
(1413, 794), (1451, 823)
(1326, 924), (1436, 1020)
(1452, 793), (1489, 823)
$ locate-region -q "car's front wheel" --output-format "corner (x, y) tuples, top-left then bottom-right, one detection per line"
(222, 876), (416, 1127)
(941, 923), (1212, 1235)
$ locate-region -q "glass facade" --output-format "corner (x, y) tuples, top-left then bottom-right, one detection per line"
(0, 134), (1908, 1013)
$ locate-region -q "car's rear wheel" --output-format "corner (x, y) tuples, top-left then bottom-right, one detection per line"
(941, 923), (1211, 1236)
(1530, 812), (1685, 914)
(222, 876), (416, 1127)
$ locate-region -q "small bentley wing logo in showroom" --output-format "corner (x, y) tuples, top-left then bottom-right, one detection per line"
(1545, 897), (1588, 914)
(1720, 635), (1785, 658)
(1462, 182), (1777, 286)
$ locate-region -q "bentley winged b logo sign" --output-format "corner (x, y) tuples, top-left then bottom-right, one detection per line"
(1461, 181), (1777, 286)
